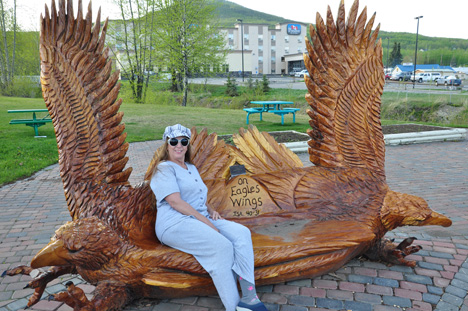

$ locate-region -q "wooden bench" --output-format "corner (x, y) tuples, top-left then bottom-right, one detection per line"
(268, 108), (300, 125)
(243, 107), (265, 124)
(8, 109), (52, 136)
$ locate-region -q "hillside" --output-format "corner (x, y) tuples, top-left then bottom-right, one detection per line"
(214, 0), (468, 66)
(214, 0), (301, 28)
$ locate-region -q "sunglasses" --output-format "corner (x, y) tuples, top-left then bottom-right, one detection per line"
(169, 138), (189, 147)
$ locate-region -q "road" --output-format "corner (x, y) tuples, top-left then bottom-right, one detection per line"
(189, 76), (466, 94)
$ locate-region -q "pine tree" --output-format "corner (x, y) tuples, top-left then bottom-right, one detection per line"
(262, 75), (270, 93)
(225, 74), (239, 96)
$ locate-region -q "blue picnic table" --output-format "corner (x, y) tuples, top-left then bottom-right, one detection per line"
(243, 101), (300, 125)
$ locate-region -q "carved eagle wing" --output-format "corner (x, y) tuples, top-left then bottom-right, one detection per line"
(305, 0), (386, 178)
(40, 0), (132, 216)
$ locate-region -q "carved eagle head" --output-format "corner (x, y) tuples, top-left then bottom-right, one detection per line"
(31, 217), (124, 271)
(380, 190), (452, 231)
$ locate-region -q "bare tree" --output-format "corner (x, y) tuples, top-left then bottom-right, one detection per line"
(0, 0), (17, 93)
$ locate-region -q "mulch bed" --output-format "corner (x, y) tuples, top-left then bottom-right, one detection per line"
(218, 124), (448, 144)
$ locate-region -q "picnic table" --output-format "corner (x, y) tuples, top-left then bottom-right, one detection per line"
(244, 101), (300, 125)
(8, 109), (52, 136)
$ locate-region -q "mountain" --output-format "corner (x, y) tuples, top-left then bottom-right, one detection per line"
(214, 0), (301, 28)
(213, 0), (468, 67)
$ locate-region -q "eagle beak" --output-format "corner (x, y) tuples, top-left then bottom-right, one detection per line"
(421, 211), (452, 227)
(31, 239), (70, 268)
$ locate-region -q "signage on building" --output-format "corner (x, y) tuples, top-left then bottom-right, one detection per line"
(287, 24), (301, 35)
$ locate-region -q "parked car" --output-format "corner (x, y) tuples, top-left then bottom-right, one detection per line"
(390, 71), (411, 81)
(435, 76), (462, 87)
(385, 73), (391, 80)
(411, 72), (441, 83)
(295, 69), (309, 78)
(289, 68), (302, 76)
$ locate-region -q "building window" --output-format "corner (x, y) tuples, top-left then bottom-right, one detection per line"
(285, 35), (289, 43)
(271, 56), (276, 62)
(271, 46), (276, 52)
(271, 35), (276, 41)
(297, 48), (301, 53)
(244, 34), (249, 40)
(258, 34), (263, 43)
(228, 45), (234, 50)
(285, 47), (289, 54)
(222, 64), (229, 72)
(258, 56), (263, 63)
(298, 37), (302, 43)
(228, 33), (234, 40)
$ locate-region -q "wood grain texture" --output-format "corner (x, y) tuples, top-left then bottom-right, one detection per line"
(1, 1), (452, 310)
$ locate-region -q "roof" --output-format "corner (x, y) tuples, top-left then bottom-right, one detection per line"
(395, 64), (455, 73)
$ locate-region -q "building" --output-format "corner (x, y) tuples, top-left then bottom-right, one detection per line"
(221, 22), (309, 76)
(392, 64), (455, 76)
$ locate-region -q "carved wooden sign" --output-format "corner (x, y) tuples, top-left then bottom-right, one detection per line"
(1, 0), (452, 310)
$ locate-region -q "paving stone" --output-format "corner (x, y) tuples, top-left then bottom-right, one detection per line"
(348, 275), (374, 284)
(430, 251), (454, 259)
(373, 305), (402, 311)
(451, 278), (468, 289)
(366, 284), (393, 296)
(435, 301), (461, 311)
(196, 297), (223, 309)
(427, 285), (443, 295)
(382, 295), (411, 308)
(394, 288), (422, 300)
(378, 270), (404, 280)
(299, 287), (325, 298)
(422, 293), (441, 304)
(405, 274), (433, 285)
(311, 280), (337, 289)
(339, 282), (365, 292)
(261, 293), (287, 305)
(418, 261), (444, 271)
(445, 285), (467, 298)
(279, 305), (308, 311)
(441, 293), (464, 307)
(273, 285), (299, 295)
(373, 278), (399, 288)
(412, 300), (432, 311)
(354, 293), (382, 304)
(315, 298), (344, 310)
(343, 300), (372, 311)
(326, 289), (353, 301)
(287, 295), (315, 307)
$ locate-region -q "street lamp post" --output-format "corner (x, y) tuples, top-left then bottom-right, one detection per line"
(386, 37), (389, 70)
(237, 19), (244, 82)
(413, 16), (423, 89)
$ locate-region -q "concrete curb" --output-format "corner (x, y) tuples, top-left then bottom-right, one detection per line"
(284, 128), (467, 153)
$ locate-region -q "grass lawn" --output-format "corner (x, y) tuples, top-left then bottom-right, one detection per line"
(0, 95), (311, 186)
(1, 82), (467, 186)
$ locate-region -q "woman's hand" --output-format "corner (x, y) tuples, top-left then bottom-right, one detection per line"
(210, 210), (223, 221)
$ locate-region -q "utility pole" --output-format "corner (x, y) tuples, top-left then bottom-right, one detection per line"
(237, 19), (244, 82)
(413, 16), (423, 89)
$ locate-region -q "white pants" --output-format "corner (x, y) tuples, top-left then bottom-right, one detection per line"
(159, 216), (255, 311)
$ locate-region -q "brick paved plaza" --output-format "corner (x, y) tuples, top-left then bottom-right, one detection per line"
(1, 139), (467, 311)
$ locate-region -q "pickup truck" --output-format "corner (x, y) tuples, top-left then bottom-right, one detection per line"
(435, 76), (462, 87)
(411, 72), (441, 83)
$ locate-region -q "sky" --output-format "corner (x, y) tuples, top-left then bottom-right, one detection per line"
(11, 0), (468, 40)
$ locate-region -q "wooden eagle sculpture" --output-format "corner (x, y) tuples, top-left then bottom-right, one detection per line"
(2, 0), (451, 310)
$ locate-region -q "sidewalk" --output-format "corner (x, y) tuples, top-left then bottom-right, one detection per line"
(1, 139), (467, 311)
